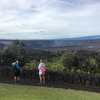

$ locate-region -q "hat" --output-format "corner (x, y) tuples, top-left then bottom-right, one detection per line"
(40, 59), (42, 62)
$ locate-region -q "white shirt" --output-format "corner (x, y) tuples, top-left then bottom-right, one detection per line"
(38, 62), (45, 73)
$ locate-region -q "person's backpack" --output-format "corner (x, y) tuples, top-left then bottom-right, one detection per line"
(41, 66), (46, 73)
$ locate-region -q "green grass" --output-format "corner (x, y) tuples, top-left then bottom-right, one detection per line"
(0, 83), (100, 100)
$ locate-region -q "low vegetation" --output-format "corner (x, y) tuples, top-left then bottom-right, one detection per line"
(0, 40), (100, 75)
(1, 40), (100, 87)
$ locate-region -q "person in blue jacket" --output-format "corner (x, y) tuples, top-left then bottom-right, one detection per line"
(12, 60), (21, 84)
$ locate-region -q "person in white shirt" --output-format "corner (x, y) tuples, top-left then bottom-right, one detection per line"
(38, 59), (46, 84)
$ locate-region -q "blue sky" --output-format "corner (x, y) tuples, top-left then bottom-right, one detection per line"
(0, 0), (100, 39)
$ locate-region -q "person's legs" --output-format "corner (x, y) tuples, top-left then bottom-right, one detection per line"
(17, 76), (20, 84)
(14, 76), (17, 84)
(39, 72), (43, 84)
(17, 71), (20, 84)
(42, 73), (45, 84)
(39, 74), (42, 84)
(14, 70), (20, 84)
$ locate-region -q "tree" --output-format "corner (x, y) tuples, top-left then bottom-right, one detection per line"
(1, 40), (27, 66)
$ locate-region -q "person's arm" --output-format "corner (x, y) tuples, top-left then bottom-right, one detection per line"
(12, 62), (15, 66)
(38, 63), (41, 69)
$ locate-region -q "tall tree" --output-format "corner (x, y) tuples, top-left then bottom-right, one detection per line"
(2, 40), (27, 66)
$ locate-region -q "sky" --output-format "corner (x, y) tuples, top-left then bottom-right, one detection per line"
(0, 0), (100, 40)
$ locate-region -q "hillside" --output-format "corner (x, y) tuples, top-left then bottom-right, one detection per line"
(0, 39), (100, 51)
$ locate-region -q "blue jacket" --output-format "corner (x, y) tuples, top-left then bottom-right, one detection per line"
(15, 63), (20, 71)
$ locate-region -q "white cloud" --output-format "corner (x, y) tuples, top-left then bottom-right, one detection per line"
(0, 0), (100, 39)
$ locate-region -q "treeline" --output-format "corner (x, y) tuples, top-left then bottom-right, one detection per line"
(26, 50), (100, 75)
(0, 40), (100, 75)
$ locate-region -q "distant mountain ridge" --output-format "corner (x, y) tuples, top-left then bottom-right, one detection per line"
(56, 35), (100, 40)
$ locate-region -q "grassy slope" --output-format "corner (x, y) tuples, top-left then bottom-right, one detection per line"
(0, 83), (100, 100)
